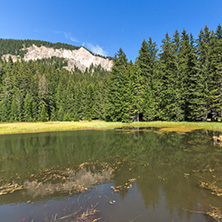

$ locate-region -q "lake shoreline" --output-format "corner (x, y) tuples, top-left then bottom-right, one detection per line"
(0, 120), (222, 135)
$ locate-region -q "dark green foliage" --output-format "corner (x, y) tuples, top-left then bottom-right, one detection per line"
(0, 57), (107, 122)
(208, 25), (222, 120)
(188, 26), (214, 121)
(105, 48), (132, 122)
(136, 37), (159, 121)
(179, 32), (197, 120)
(134, 40), (150, 121)
(159, 32), (177, 120)
(39, 104), (48, 122)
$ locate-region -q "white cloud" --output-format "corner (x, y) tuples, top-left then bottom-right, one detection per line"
(64, 32), (80, 43)
(86, 43), (107, 56)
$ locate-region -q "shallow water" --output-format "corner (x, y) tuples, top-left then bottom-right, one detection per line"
(0, 127), (222, 221)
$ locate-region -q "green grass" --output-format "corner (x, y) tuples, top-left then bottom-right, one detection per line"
(0, 120), (222, 135)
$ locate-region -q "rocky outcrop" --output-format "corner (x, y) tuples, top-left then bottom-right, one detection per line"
(2, 54), (20, 63)
(2, 45), (113, 72)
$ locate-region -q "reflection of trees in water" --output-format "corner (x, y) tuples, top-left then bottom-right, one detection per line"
(109, 129), (222, 220)
(0, 128), (221, 219)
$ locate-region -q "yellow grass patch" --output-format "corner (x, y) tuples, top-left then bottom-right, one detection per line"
(0, 121), (221, 135)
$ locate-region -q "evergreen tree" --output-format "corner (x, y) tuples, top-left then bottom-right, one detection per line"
(0, 72), (13, 121)
(106, 48), (129, 122)
(159, 32), (177, 120)
(23, 93), (34, 122)
(138, 37), (159, 121)
(177, 29), (197, 120)
(208, 25), (222, 120)
(190, 26), (212, 120)
(38, 73), (49, 121)
(183, 33), (198, 120)
(94, 77), (107, 120)
(39, 103), (48, 122)
(85, 84), (95, 121)
(134, 40), (150, 121)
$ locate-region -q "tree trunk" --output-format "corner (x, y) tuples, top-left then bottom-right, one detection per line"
(137, 113), (139, 122)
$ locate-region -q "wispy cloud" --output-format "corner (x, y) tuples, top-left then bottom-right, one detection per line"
(51, 30), (80, 43)
(86, 43), (107, 56)
(64, 32), (80, 43)
(32, 29), (108, 56)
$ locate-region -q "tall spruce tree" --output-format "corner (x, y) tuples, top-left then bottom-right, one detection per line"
(171, 30), (186, 121)
(215, 25), (222, 119)
(137, 37), (159, 121)
(177, 29), (198, 120)
(208, 25), (222, 120)
(184, 33), (198, 120)
(134, 40), (150, 121)
(190, 26), (212, 120)
(105, 48), (130, 122)
(159, 32), (177, 120)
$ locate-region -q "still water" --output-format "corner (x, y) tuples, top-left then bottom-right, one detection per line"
(0, 127), (222, 222)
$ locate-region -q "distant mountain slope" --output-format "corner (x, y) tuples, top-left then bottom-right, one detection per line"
(0, 38), (113, 72)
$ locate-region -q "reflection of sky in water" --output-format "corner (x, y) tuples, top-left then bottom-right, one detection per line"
(0, 183), (209, 222)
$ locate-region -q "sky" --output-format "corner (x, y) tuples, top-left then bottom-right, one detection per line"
(1, 0), (222, 61)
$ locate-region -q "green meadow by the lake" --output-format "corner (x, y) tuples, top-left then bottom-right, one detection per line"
(0, 120), (222, 135)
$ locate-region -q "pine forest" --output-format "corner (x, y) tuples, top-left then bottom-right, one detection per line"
(0, 25), (222, 123)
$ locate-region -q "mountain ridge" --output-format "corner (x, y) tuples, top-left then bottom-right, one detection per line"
(0, 38), (113, 72)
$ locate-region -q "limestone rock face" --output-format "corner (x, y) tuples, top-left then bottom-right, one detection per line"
(2, 54), (20, 63)
(23, 45), (113, 72)
(2, 45), (113, 72)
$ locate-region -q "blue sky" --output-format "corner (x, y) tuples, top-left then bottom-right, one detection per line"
(1, 0), (222, 61)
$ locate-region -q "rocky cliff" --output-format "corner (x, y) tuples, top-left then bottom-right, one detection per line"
(2, 44), (113, 72)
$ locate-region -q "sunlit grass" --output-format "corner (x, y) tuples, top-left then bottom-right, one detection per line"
(0, 120), (221, 135)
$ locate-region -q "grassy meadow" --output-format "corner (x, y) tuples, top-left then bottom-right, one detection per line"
(0, 120), (222, 135)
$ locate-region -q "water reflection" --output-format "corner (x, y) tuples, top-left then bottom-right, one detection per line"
(23, 166), (113, 198)
(0, 128), (221, 221)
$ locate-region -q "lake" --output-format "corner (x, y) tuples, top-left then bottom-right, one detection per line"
(0, 127), (221, 222)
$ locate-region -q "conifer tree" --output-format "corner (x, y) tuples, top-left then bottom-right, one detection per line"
(0, 72), (13, 121)
(183, 33), (198, 120)
(141, 37), (159, 121)
(23, 93), (34, 122)
(159, 32), (177, 120)
(39, 103), (48, 122)
(106, 48), (129, 122)
(38, 73), (49, 121)
(215, 25), (222, 119)
(85, 84), (95, 121)
(190, 26), (212, 120)
(94, 77), (107, 120)
(134, 40), (150, 121)
(177, 29), (197, 120)
(208, 25), (222, 120)
(171, 30), (186, 121)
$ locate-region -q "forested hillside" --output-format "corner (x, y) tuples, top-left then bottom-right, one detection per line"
(0, 38), (112, 60)
(0, 39), (80, 58)
(0, 25), (222, 122)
